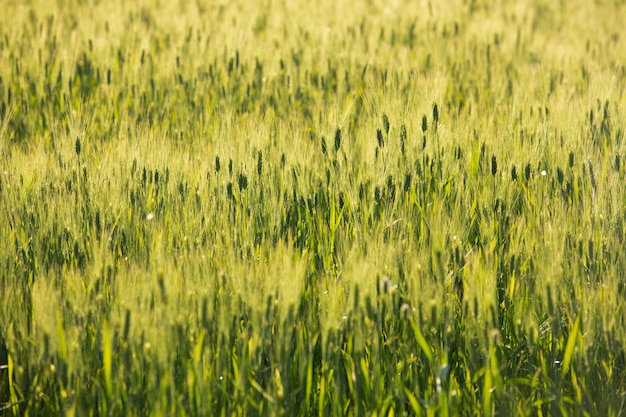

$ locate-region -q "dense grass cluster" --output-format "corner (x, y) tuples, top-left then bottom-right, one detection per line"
(1, 0), (626, 415)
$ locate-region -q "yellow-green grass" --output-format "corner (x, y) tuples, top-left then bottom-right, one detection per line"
(1, 0), (626, 415)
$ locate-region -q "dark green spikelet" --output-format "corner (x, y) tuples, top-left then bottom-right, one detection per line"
(321, 136), (327, 155)
(433, 103), (439, 125)
(382, 113), (390, 135)
(403, 173), (412, 192)
(334, 127), (342, 151)
(157, 272), (168, 305)
(569, 151), (575, 168)
(400, 123), (407, 155)
(454, 145), (463, 160)
(556, 167), (564, 184)
(491, 155), (498, 176)
(238, 172), (248, 191)
(587, 160), (596, 190)
(374, 186), (381, 204)
(123, 309), (131, 341)
(257, 151), (263, 176)
(511, 165), (517, 181)
(215, 155), (221, 173)
(226, 182), (234, 200)
(75, 136), (81, 156)
(421, 114), (428, 133)
(377, 128), (384, 148)
(387, 175), (395, 202)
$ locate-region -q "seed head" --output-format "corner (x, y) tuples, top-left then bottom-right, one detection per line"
(400, 303), (411, 319)
(491, 155), (498, 176)
(380, 275), (392, 294)
(238, 173), (248, 191)
(387, 175), (394, 190)
(421, 115), (428, 133)
(400, 124), (407, 155)
(334, 128), (342, 151)
(75, 137), (81, 156)
(382, 113), (390, 135)
(556, 167), (564, 184)
(377, 128), (384, 148)
(403, 173), (412, 192)
(374, 186), (381, 203)
(587, 160), (596, 190)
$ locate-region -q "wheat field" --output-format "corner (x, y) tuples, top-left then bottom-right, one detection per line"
(1, 0), (626, 415)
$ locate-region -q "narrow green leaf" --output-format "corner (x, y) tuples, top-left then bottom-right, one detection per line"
(57, 311), (67, 364)
(360, 357), (371, 395)
(409, 318), (433, 363)
(7, 354), (19, 417)
(318, 371), (326, 417)
(193, 330), (206, 364)
(403, 388), (421, 415)
(483, 366), (492, 417)
(562, 315), (580, 376)
(103, 320), (113, 398)
(305, 352), (313, 409)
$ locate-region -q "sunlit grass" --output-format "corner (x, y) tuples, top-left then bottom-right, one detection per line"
(1, 0), (626, 415)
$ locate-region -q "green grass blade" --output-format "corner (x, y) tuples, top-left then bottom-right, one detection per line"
(562, 316), (580, 376)
(7, 354), (19, 417)
(409, 318), (433, 363)
(403, 387), (421, 415)
(103, 320), (113, 398)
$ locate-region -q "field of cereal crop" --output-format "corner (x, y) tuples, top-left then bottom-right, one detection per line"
(1, 0), (626, 415)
